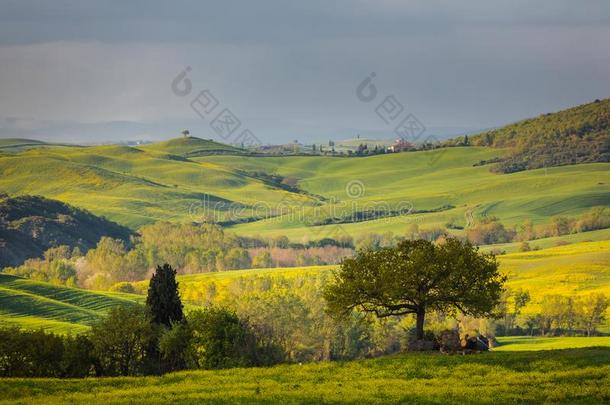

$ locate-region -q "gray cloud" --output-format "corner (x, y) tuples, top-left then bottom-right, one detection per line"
(1, 0), (609, 143)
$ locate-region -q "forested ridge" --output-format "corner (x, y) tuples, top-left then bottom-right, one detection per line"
(466, 99), (610, 172)
(0, 194), (132, 268)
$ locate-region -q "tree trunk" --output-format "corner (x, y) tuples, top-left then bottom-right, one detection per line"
(415, 307), (426, 340)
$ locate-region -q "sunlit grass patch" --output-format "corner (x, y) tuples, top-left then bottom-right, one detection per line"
(0, 349), (608, 404)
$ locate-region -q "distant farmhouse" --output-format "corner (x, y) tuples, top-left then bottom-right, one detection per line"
(388, 138), (415, 153)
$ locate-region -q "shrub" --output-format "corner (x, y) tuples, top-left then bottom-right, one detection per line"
(62, 334), (96, 377)
(466, 217), (515, 245)
(90, 305), (155, 376)
(109, 282), (136, 293)
(159, 322), (192, 372)
(187, 308), (259, 369)
(0, 328), (64, 377)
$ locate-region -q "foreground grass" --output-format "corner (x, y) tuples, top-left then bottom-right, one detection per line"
(0, 349), (608, 404)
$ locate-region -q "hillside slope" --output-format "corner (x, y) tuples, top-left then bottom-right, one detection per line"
(0, 195), (132, 268)
(0, 273), (139, 334)
(141, 136), (245, 157)
(203, 150), (609, 240)
(467, 99), (610, 173)
(0, 141), (311, 229)
(0, 138), (80, 152)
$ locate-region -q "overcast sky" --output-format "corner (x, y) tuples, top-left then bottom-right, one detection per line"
(1, 0), (610, 144)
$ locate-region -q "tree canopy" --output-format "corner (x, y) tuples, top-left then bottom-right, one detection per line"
(324, 238), (506, 340)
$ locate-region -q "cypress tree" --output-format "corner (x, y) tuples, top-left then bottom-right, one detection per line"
(146, 264), (184, 327)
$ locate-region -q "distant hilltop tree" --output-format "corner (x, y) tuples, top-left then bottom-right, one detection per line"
(181, 130), (190, 137)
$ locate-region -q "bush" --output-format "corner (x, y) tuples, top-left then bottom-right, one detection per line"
(109, 282), (136, 293)
(466, 217), (515, 245)
(0, 328), (65, 377)
(252, 251), (273, 268)
(159, 322), (192, 371)
(62, 334), (96, 377)
(187, 308), (260, 369)
(90, 305), (155, 376)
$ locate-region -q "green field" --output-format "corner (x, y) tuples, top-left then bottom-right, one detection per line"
(495, 336), (610, 351)
(0, 274), (140, 334)
(479, 228), (610, 254)
(140, 136), (245, 156)
(0, 137), (307, 228)
(499, 240), (610, 303)
(0, 348), (608, 404)
(213, 152), (609, 240)
(0, 137), (607, 240)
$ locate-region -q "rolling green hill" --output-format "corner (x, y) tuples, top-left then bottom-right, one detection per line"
(0, 139), (308, 229)
(202, 150), (609, 241)
(0, 131), (608, 241)
(0, 138), (46, 149)
(0, 138), (80, 152)
(140, 136), (245, 157)
(0, 273), (140, 334)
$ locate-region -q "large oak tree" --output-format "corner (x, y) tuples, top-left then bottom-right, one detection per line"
(324, 238), (506, 340)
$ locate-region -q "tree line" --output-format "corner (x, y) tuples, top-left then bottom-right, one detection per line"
(464, 208), (608, 247)
(3, 239), (494, 377)
(2, 208), (607, 292)
(1, 223), (354, 290)
(495, 289), (609, 337)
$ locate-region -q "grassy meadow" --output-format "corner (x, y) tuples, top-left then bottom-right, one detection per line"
(499, 240), (610, 308)
(0, 138), (308, 228)
(479, 227), (610, 254)
(0, 348), (608, 404)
